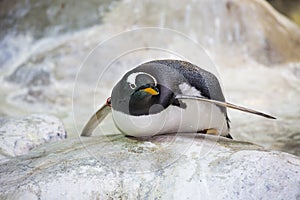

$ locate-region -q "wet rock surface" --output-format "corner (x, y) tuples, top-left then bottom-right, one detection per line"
(0, 134), (299, 199)
(0, 114), (67, 161)
(6, 63), (52, 87)
(104, 0), (300, 65)
(0, 0), (117, 40)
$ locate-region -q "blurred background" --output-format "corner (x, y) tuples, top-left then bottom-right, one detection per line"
(0, 0), (299, 156)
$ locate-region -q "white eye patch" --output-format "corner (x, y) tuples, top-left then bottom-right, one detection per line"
(126, 72), (157, 89)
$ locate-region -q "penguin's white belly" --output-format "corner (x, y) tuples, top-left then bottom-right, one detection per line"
(112, 99), (229, 137)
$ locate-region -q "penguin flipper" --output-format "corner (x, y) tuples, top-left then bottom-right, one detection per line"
(81, 104), (111, 137)
(176, 95), (276, 119)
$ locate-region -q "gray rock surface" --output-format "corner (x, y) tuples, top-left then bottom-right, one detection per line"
(0, 134), (299, 199)
(0, 114), (67, 161)
(0, 0), (117, 40)
(6, 63), (52, 87)
(105, 0), (300, 65)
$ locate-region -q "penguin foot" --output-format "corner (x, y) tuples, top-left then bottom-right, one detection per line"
(206, 128), (218, 135)
(198, 129), (233, 139)
(198, 129), (218, 135)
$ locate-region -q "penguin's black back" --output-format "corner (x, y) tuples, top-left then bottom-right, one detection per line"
(144, 60), (231, 131)
(146, 60), (225, 103)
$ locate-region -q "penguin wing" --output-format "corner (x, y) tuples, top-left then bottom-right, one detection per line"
(81, 104), (111, 137)
(176, 95), (276, 119)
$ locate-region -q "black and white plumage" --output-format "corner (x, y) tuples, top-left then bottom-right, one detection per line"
(81, 60), (275, 138)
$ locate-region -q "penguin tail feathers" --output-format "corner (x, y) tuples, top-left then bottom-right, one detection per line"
(225, 133), (233, 139)
(176, 95), (276, 120)
(81, 104), (111, 137)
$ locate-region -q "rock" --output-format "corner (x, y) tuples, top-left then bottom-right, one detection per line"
(8, 87), (72, 113)
(0, 114), (67, 160)
(5, 63), (52, 87)
(104, 0), (300, 65)
(0, 134), (299, 199)
(0, 0), (117, 40)
(0, 0), (118, 71)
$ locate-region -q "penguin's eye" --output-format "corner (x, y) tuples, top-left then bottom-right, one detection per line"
(129, 83), (136, 89)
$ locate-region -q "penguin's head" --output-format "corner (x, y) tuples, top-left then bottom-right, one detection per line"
(109, 62), (187, 137)
(111, 70), (165, 116)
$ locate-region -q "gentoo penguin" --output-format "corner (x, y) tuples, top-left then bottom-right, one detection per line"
(81, 60), (275, 138)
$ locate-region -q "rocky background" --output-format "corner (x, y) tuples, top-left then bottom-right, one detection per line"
(0, 0), (300, 199)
